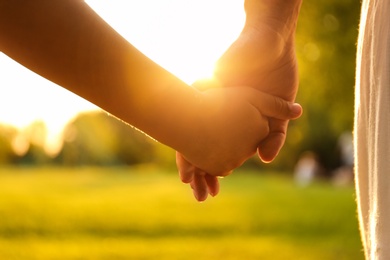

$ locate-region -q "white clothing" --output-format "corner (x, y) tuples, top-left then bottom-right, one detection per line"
(355, 0), (390, 258)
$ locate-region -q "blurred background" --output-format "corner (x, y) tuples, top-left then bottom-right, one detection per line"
(0, 0), (363, 259)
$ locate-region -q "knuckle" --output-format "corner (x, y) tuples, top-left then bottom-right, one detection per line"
(272, 97), (288, 117)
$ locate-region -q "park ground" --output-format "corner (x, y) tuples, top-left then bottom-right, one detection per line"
(0, 166), (364, 260)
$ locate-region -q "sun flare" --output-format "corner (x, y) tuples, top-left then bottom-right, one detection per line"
(0, 0), (245, 155)
(86, 0), (245, 84)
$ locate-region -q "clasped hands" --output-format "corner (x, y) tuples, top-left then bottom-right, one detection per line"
(175, 0), (303, 201)
(176, 83), (301, 201)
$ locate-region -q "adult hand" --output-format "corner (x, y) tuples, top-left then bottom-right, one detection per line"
(215, 0), (303, 162)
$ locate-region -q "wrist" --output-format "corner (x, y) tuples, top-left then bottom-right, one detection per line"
(244, 0), (302, 40)
(244, 0), (302, 14)
(130, 79), (208, 159)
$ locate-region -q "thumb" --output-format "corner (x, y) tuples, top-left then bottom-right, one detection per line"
(258, 133), (286, 163)
(248, 89), (303, 120)
(258, 119), (289, 163)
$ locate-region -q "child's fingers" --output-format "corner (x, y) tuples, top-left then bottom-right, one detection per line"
(240, 87), (302, 120)
(176, 152), (195, 183)
(255, 94), (302, 120)
(204, 87), (302, 120)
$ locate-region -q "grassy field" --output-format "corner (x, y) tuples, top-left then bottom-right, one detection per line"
(0, 166), (363, 260)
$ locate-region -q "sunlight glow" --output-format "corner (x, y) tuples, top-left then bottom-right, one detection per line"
(0, 0), (245, 155)
(0, 53), (98, 155)
(86, 0), (245, 84)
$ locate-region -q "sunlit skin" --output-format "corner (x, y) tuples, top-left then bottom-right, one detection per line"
(177, 0), (303, 201)
(0, 0), (239, 155)
(218, 0), (303, 161)
(0, 0), (301, 200)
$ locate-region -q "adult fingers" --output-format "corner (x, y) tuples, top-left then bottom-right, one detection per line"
(176, 152), (195, 183)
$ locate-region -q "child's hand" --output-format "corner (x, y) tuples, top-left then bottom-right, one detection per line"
(176, 86), (302, 201)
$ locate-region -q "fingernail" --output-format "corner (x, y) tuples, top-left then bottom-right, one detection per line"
(193, 189), (207, 202)
(209, 186), (220, 197)
(289, 103), (302, 117)
(193, 189), (200, 201)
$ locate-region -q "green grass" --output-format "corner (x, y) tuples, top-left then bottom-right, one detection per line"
(0, 166), (364, 259)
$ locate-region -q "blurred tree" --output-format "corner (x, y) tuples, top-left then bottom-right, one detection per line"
(270, 0), (361, 172)
(58, 111), (167, 166)
(17, 121), (51, 165)
(0, 124), (18, 164)
(20, 143), (50, 165)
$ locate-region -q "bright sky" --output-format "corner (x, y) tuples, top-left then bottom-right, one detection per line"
(0, 0), (245, 154)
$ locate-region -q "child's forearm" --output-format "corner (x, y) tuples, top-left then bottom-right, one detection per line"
(0, 0), (201, 153)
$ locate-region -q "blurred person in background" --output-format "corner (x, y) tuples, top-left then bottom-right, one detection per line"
(294, 151), (320, 187)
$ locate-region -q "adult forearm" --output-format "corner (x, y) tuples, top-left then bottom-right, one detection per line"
(244, 0), (302, 17)
(244, 0), (302, 40)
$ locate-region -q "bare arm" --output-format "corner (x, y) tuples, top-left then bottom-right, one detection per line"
(0, 0), (203, 155)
